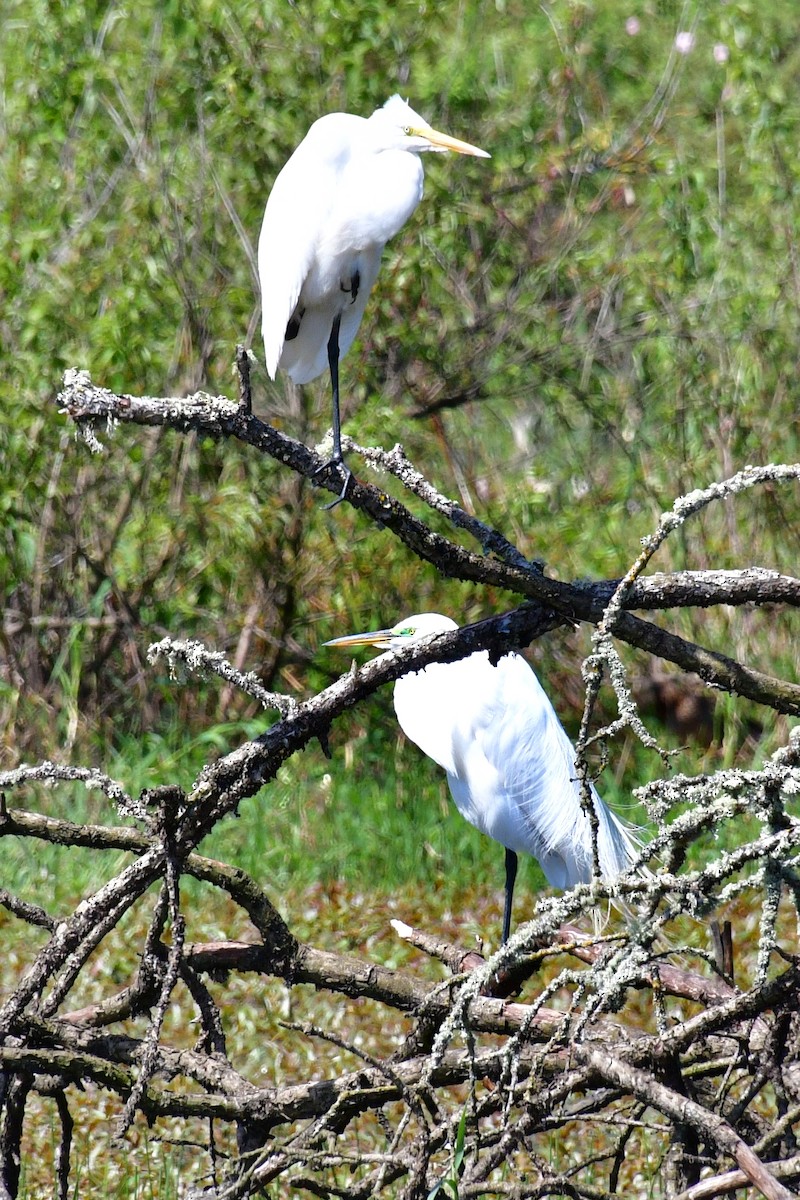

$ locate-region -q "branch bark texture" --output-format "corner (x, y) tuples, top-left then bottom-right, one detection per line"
(0, 370), (796, 1196)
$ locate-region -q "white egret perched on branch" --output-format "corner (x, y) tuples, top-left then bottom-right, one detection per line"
(258, 96), (490, 505)
(326, 613), (640, 943)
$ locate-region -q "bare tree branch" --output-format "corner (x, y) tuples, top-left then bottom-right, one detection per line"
(2, 370), (797, 1196)
(57, 372), (800, 718)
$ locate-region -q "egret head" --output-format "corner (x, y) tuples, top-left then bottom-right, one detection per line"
(370, 96), (490, 159)
(324, 612), (458, 652)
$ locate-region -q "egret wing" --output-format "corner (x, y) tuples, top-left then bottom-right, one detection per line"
(258, 131), (343, 380)
(446, 653), (638, 888)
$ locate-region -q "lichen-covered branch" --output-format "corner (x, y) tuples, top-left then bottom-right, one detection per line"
(3, 720), (800, 1196)
(57, 371), (800, 715)
(0, 372), (795, 1197)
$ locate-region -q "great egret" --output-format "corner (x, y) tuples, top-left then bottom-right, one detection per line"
(258, 96), (489, 504)
(325, 613), (640, 943)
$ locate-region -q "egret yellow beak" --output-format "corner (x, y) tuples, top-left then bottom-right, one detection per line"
(416, 123), (490, 159)
(324, 628), (394, 650)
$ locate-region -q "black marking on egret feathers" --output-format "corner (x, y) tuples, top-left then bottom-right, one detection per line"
(285, 307), (304, 341)
(340, 268), (360, 303)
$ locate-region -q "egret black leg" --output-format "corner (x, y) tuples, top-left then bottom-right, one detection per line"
(502, 848), (518, 945)
(327, 312), (344, 465)
(317, 312), (352, 509)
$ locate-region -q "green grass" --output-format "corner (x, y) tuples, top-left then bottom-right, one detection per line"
(2, 690), (764, 935)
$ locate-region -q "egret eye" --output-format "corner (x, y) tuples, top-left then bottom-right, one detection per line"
(402, 126), (412, 135)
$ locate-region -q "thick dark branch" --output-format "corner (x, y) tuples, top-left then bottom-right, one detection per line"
(601, 610), (800, 714)
(57, 375), (800, 620)
(53, 1091), (72, 1200)
(0, 805), (147, 856)
(0, 1036), (543, 1129)
(0, 1074), (30, 1200)
(57, 374), (800, 715)
(0, 888), (58, 932)
(573, 1044), (795, 1200)
(0, 808), (295, 1020)
(623, 568), (800, 611)
(0, 807), (294, 954)
(60, 935), (569, 1040)
(0, 849), (163, 1036)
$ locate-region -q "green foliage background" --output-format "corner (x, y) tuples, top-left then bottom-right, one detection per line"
(2, 1), (800, 1192)
(2, 0), (799, 905)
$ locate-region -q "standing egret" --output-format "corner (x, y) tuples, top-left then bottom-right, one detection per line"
(258, 97), (489, 505)
(325, 613), (640, 943)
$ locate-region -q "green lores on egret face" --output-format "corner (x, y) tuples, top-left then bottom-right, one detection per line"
(325, 615), (448, 652)
(325, 613), (640, 944)
(258, 98), (489, 505)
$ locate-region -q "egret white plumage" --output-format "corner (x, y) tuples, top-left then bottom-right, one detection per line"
(258, 96), (489, 504)
(325, 613), (640, 943)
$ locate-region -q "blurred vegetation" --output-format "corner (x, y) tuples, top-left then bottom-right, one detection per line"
(2, 1), (800, 1193)
(2, 0), (799, 905)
